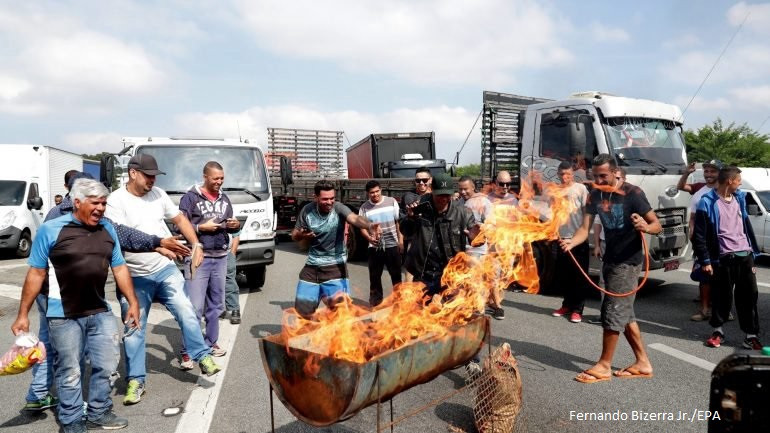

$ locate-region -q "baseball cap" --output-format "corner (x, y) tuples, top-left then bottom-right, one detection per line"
(702, 159), (723, 170)
(431, 172), (455, 195)
(128, 154), (166, 175)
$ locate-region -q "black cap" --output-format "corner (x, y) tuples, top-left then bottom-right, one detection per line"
(431, 172), (455, 195)
(702, 159), (723, 170)
(128, 154), (166, 175)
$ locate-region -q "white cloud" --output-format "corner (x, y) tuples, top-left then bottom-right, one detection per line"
(728, 2), (770, 34)
(591, 22), (629, 42)
(174, 104), (481, 164)
(662, 34), (701, 49)
(673, 95), (731, 112)
(62, 132), (123, 155)
(730, 85), (770, 108)
(662, 43), (770, 86)
(235, 0), (573, 86)
(0, 5), (166, 116)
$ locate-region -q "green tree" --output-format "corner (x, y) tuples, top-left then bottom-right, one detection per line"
(684, 118), (770, 167)
(455, 163), (481, 177)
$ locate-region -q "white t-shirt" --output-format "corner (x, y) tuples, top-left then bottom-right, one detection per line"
(689, 185), (712, 214)
(105, 186), (181, 276)
(558, 182), (589, 239)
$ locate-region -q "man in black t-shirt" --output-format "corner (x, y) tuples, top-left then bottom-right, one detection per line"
(560, 154), (662, 384)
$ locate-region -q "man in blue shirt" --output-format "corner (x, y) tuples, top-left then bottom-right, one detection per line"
(12, 178), (141, 433)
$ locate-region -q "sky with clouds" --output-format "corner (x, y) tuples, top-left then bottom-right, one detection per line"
(1, 0), (769, 165)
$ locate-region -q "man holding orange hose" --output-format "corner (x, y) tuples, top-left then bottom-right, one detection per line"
(560, 154), (661, 384)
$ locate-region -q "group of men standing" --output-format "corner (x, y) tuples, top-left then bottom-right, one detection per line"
(11, 154), (243, 433)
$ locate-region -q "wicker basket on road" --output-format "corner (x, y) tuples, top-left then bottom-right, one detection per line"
(467, 343), (522, 433)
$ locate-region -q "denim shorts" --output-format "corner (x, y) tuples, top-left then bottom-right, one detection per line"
(600, 263), (641, 332)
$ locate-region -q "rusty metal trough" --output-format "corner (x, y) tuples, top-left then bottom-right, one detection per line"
(260, 311), (489, 427)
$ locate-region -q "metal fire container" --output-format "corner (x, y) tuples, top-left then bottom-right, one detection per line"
(260, 312), (489, 426)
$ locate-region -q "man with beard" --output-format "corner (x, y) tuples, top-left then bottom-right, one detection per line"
(292, 180), (381, 318)
(560, 154), (661, 383)
(678, 159), (722, 321)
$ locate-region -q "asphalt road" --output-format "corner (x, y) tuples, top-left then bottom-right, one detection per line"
(1, 246), (769, 433)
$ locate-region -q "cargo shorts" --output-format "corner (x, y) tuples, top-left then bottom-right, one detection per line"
(600, 263), (642, 332)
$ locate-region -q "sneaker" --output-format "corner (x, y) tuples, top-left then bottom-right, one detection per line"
(179, 354), (194, 371)
(230, 310), (241, 325)
(62, 421), (87, 433)
(691, 309), (711, 321)
(199, 355), (222, 376)
(23, 393), (59, 412)
(86, 410), (128, 430)
(552, 306), (570, 317)
(569, 312), (582, 323)
(219, 311), (227, 320)
(743, 336), (763, 350)
(705, 332), (724, 348)
(492, 307), (505, 320)
(210, 344), (227, 357)
(122, 379), (145, 405)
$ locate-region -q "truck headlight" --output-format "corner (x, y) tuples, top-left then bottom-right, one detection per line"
(261, 219), (270, 229)
(251, 221), (259, 231)
(0, 211), (16, 231)
(665, 186), (678, 198)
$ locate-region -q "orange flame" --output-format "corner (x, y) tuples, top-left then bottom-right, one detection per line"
(280, 175), (579, 370)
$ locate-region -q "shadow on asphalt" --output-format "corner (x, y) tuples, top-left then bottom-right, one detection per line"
(0, 410), (54, 430)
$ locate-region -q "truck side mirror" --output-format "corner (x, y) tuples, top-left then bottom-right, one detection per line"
(100, 154), (115, 189)
(747, 204), (762, 216)
(279, 156), (293, 186)
(27, 197), (43, 210)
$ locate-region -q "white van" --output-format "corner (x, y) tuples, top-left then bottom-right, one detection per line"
(1, 145), (83, 257)
(740, 168), (770, 254)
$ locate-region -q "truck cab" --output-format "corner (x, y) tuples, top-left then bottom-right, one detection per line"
(103, 137), (276, 288)
(483, 91), (691, 278)
(2, 145), (81, 257)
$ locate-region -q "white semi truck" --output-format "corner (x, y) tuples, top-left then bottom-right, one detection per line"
(101, 137), (276, 288)
(482, 91), (692, 286)
(1, 145), (83, 257)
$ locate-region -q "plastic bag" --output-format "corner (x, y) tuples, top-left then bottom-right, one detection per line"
(0, 332), (46, 376)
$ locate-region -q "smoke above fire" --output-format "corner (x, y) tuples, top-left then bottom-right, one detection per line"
(281, 176), (578, 368)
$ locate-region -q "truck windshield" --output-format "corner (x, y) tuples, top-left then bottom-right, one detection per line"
(136, 146), (269, 195)
(603, 118), (687, 170)
(0, 180), (26, 206)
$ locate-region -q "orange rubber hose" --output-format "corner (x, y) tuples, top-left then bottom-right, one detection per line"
(565, 232), (649, 297)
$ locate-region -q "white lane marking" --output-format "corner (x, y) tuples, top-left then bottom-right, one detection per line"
(0, 263), (28, 271)
(677, 267), (770, 288)
(0, 283), (175, 326)
(648, 342), (716, 371)
(635, 318), (681, 331)
(175, 292), (248, 433)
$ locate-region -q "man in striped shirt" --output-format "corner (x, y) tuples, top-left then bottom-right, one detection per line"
(358, 180), (403, 307)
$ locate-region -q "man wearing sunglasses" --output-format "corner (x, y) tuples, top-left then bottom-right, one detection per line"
(488, 171), (518, 205)
(400, 167), (433, 281)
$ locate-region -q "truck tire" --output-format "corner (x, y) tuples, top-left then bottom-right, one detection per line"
(247, 265), (266, 291)
(16, 230), (31, 258)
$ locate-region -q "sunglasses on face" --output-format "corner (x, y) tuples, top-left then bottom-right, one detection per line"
(414, 178), (430, 184)
(497, 182), (511, 187)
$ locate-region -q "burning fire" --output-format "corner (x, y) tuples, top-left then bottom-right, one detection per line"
(281, 176), (579, 368)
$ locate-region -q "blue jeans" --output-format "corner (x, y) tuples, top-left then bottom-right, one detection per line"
(224, 252), (240, 311)
(26, 294), (56, 402)
(183, 255), (226, 349)
(119, 264), (211, 383)
(47, 311), (120, 426)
